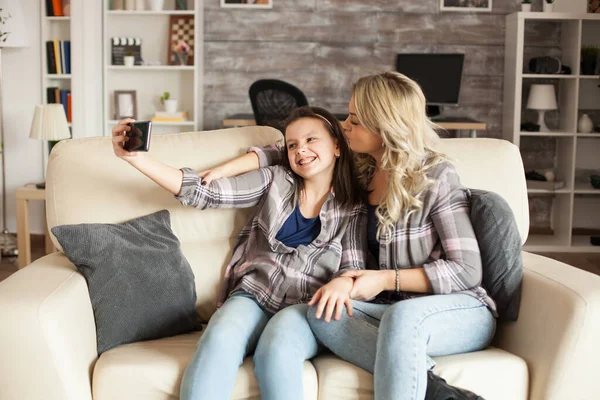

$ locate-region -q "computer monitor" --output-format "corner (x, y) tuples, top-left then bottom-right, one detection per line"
(395, 53), (465, 117)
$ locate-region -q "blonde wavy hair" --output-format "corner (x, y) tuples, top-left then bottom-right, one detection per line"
(352, 71), (449, 241)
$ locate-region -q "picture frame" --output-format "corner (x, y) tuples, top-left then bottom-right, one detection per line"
(440, 0), (492, 12)
(114, 90), (137, 120)
(168, 15), (195, 66)
(220, 0), (273, 9)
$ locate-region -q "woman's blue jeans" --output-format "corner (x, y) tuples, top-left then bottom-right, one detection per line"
(180, 292), (322, 400)
(307, 293), (496, 400)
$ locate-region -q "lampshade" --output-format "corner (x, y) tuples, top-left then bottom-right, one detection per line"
(527, 84), (558, 111)
(29, 104), (71, 141)
(0, 0), (28, 48)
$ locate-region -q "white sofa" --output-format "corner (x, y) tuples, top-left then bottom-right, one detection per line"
(1, 126), (599, 400)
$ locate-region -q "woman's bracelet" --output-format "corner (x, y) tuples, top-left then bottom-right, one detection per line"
(395, 269), (400, 294)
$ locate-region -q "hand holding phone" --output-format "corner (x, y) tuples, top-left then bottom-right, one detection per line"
(123, 121), (152, 152)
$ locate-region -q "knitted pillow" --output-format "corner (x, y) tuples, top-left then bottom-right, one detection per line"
(51, 209), (201, 354)
(469, 189), (523, 321)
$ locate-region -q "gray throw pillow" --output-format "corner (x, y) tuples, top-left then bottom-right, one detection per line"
(469, 189), (523, 321)
(51, 210), (201, 354)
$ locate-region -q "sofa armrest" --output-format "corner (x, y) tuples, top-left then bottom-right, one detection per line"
(494, 251), (600, 400)
(0, 253), (97, 400)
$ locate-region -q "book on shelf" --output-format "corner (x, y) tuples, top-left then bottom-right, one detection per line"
(46, 0), (64, 16)
(46, 40), (71, 75)
(156, 111), (188, 118)
(53, 40), (61, 74)
(526, 180), (565, 191)
(152, 112), (189, 122)
(45, 41), (56, 74)
(66, 92), (72, 122)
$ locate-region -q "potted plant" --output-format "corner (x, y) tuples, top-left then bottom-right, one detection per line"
(521, 0), (532, 12)
(581, 45), (600, 75)
(160, 92), (178, 114)
(123, 52), (135, 67)
(543, 0), (555, 12)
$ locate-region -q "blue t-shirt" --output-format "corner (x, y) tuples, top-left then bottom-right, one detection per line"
(276, 205), (321, 248)
(367, 204), (380, 262)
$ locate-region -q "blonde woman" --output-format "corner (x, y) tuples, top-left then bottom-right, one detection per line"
(305, 72), (495, 400)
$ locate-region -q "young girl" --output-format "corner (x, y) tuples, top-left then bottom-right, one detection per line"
(111, 106), (367, 400)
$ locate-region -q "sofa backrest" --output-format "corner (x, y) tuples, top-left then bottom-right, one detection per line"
(437, 138), (529, 244)
(46, 129), (528, 320)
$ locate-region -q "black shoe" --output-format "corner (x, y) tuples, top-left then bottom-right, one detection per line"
(425, 371), (485, 400)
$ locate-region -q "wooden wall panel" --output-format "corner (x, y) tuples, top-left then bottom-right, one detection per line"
(202, 0), (560, 143)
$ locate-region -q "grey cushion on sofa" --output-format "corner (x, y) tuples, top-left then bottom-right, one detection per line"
(469, 189), (523, 321)
(51, 210), (201, 354)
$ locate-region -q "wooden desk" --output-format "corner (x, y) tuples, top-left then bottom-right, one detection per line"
(222, 113), (487, 138)
(16, 185), (55, 269)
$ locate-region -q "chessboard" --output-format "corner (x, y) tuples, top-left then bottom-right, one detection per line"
(168, 15), (195, 66)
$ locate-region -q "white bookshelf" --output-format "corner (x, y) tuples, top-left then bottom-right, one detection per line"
(102, 0), (203, 136)
(40, 0), (76, 174)
(503, 12), (600, 253)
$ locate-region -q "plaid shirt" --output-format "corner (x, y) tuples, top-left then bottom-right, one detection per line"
(176, 165), (368, 314)
(252, 145), (497, 316)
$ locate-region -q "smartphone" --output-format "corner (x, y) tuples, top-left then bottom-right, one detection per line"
(123, 121), (152, 152)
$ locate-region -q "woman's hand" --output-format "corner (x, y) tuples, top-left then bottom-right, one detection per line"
(341, 270), (392, 301)
(112, 118), (141, 163)
(308, 277), (354, 322)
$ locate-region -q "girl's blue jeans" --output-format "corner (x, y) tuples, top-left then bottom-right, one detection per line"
(307, 293), (496, 400)
(179, 292), (322, 400)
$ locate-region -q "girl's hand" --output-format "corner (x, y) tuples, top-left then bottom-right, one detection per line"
(112, 118), (139, 162)
(308, 277), (354, 322)
(198, 165), (226, 185)
(341, 270), (391, 301)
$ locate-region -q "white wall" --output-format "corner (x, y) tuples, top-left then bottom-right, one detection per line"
(2, 0), (44, 234)
(1, 0), (103, 235)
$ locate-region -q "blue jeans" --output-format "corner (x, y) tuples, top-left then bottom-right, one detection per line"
(307, 293), (496, 400)
(180, 292), (321, 400)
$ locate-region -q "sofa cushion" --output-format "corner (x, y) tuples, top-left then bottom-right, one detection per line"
(92, 331), (319, 400)
(469, 189), (523, 321)
(51, 209), (202, 354)
(312, 348), (528, 400)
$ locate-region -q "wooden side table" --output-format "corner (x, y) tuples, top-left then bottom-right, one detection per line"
(16, 185), (55, 269)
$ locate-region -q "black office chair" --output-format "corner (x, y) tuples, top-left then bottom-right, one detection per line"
(249, 79), (309, 132)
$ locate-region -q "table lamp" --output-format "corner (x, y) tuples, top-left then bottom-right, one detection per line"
(527, 84), (558, 132)
(0, 0), (28, 257)
(29, 104), (71, 189)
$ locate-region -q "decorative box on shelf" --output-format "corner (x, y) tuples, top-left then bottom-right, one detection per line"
(111, 37), (142, 65)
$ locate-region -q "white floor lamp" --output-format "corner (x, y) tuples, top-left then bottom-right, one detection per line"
(0, 0), (28, 257)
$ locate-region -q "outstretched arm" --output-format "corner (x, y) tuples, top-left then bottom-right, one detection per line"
(112, 118), (183, 195)
(112, 118), (274, 208)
